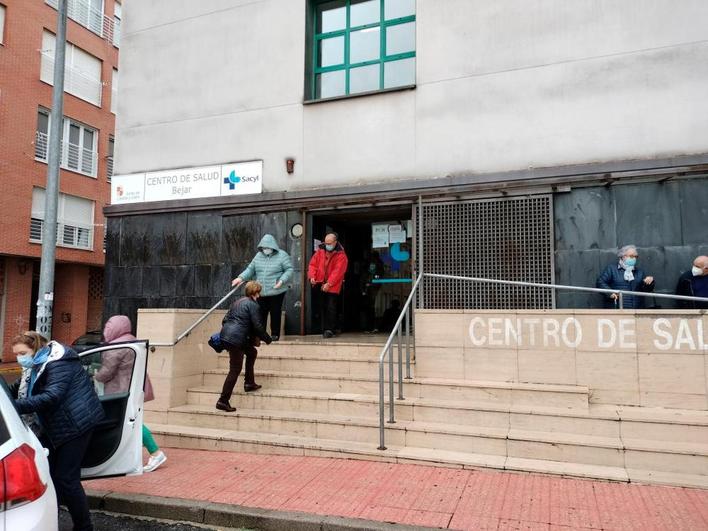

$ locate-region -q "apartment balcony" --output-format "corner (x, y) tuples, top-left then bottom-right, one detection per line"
(30, 218), (94, 250)
(45, 0), (120, 47)
(35, 131), (98, 178)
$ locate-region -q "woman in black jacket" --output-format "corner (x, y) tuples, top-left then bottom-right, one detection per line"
(12, 331), (104, 531)
(217, 281), (272, 412)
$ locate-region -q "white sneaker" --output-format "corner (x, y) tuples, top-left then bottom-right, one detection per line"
(143, 451), (167, 472)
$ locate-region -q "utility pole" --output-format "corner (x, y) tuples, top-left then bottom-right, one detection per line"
(36, 0), (68, 339)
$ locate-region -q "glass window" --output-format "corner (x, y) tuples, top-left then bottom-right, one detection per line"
(384, 0), (415, 20)
(316, 0), (346, 33)
(40, 30), (102, 106)
(350, 0), (379, 27)
(0, 4), (6, 45)
(310, 0), (415, 100)
(350, 64), (380, 94)
(319, 35), (345, 67)
(81, 347), (135, 398)
(316, 70), (346, 99)
(29, 187), (94, 250)
(384, 57), (415, 88)
(386, 21), (415, 56)
(350, 27), (379, 63)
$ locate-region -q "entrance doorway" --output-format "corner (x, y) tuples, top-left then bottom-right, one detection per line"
(306, 206), (414, 335)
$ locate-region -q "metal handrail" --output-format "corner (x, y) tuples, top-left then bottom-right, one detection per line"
(377, 272), (708, 451)
(150, 285), (243, 349)
(377, 274), (422, 450)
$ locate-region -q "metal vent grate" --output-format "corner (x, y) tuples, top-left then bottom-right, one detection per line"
(419, 195), (554, 309)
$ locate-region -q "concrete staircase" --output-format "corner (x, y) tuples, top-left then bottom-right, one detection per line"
(146, 337), (708, 489)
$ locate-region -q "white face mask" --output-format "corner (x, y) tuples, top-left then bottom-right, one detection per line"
(262, 248), (273, 256)
(692, 266), (704, 277)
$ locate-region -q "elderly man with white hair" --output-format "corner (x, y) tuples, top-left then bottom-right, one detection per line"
(675, 255), (708, 309)
(596, 245), (655, 309)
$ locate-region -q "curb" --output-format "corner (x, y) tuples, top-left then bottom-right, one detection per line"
(86, 489), (435, 531)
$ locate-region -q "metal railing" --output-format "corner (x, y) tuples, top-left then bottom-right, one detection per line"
(377, 272), (708, 450)
(150, 285), (243, 350)
(40, 52), (103, 107)
(30, 218), (93, 250)
(45, 0), (120, 46)
(35, 131), (98, 177)
(106, 156), (114, 181)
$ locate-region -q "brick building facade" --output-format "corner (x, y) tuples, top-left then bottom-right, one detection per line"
(0, 0), (120, 359)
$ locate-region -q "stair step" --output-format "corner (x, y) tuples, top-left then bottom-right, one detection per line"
(187, 386), (611, 435)
(202, 370), (589, 408)
(164, 403), (708, 473)
(148, 423), (708, 489)
(220, 354), (414, 377)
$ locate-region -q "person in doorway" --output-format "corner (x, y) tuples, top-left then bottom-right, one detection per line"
(675, 255), (708, 309)
(308, 232), (349, 338)
(232, 234), (293, 341)
(217, 281), (272, 412)
(596, 245), (655, 309)
(12, 331), (104, 531)
(97, 315), (166, 473)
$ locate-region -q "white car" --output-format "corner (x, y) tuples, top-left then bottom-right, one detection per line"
(0, 341), (148, 531)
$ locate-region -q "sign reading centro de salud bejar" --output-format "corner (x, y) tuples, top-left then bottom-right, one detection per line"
(111, 161), (263, 205)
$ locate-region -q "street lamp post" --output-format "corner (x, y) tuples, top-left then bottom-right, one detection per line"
(36, 0), (68, 339)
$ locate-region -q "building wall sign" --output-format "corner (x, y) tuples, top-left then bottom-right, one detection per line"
(111, 160), (263, 204)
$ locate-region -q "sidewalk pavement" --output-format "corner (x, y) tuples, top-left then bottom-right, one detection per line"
(85, 447), (708, 530)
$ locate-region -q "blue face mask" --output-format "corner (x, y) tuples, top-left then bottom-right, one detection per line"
(325, 244), (335, 252)
(624, 257), (637, 267)
(17, 354), (34, 369)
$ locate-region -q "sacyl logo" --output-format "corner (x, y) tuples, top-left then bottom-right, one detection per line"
(224, 170), (260, 190)
(224, 170), (241, 190)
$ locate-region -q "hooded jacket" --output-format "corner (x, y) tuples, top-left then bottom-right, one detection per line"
(15, 341), (104, 447)
(307, 242), (348, 295)
(95, 315), (136, 396)
(238, 234), (294, 297)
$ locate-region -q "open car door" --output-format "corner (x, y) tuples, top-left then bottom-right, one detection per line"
(77, 340), (148, 479)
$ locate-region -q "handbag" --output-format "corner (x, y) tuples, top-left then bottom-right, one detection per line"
(208, 332), (224, 353)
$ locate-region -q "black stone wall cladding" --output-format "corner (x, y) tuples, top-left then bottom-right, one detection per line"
(104, 210), (304, 334)
(554, 178), (708, 308)
(104, 177), (707, 326)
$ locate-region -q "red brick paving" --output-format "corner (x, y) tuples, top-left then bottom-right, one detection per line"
(85, 448), (708, 530)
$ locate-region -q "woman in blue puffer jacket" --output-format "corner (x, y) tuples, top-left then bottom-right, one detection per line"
(232, 234), (293, 341)
(12, 331), (104, 531)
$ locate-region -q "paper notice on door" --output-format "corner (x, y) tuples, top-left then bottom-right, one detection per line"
(314, 239), (322, 252)
(406, 220), (413, 238)
(389, 224), (406, 243)
(372, 224), (389, 248)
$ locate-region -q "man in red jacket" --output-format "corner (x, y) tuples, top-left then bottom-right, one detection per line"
(308, 232), (349, 338)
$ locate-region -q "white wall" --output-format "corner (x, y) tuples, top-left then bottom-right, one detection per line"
(115, 0), (708, 192)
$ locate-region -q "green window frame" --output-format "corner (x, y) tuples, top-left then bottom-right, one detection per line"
(310, 0), (416, 100)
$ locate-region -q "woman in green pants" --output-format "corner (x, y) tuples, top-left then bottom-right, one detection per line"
(100, 315), (167, 472)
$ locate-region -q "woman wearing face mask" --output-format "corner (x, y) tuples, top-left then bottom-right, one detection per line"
(216, 281), (273, 412)
(231, 234), (293, 341)
(596, 244), (655, 309)
(11, 331), (104, 531)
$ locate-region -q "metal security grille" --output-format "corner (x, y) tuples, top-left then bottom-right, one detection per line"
(419, 196), (554, 309)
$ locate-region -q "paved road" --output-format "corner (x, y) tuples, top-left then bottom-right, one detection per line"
(59, 509), (249, 531)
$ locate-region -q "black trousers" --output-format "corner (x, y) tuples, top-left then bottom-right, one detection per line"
(258, 292), (285, 337)
(219, 345), (258, 402)
(319, 289), (340, 333)
(49, 431), (94, 531)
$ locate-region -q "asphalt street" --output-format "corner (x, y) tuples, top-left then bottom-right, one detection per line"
(59, 509), (250, 531)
